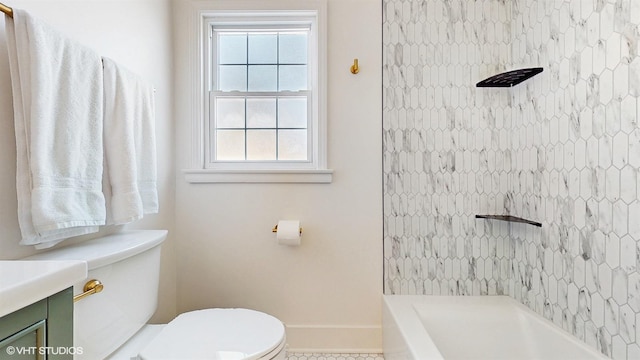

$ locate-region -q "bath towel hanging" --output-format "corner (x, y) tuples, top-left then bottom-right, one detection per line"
(102, 57), (158, 224)
(5, 9), (105, 248)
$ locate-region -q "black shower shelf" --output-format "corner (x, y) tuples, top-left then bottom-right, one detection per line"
(476, 67), (543, 88)
(475, 215), (542, 227)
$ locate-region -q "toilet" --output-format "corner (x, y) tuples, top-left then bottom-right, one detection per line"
(25, 230), (287, 360)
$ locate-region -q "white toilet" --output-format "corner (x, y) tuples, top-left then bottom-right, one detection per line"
(25, 230), (287, 360)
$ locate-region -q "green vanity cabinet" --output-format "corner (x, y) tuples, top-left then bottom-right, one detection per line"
(0, 287), (73, 360)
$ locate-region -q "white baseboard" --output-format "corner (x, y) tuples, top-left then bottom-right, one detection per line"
(284, 324), (383, 353)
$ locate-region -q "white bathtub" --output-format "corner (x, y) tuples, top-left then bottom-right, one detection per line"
(383, 295), (608, 360)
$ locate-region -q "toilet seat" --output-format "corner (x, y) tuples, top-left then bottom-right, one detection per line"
(137, 309), (286, 360)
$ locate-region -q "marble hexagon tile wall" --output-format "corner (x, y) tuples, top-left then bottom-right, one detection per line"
(383, 0), (640, 359)
(383, 0), (513, 296)
(510, 0), (640, 358)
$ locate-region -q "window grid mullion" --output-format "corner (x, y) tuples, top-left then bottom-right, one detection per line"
(244, 33), (248, 160)
(276, 33), (280, 160)
(276, 96), (280, 161)
(217, 127), (306, 130)
(220, 63), (305, 66)
(212, 91), (311, 96)
(244, 97), (248, 160)
(245, 31), (249, 92)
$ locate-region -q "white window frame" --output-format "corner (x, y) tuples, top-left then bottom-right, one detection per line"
(183, 0), (332, 183)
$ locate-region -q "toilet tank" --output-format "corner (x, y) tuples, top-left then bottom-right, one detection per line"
(24, 230), (167, 360)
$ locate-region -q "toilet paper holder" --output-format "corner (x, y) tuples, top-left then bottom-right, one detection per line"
(272, 224), (303, 235)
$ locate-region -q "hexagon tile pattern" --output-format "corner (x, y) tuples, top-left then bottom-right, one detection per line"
(383, 0), (640, 359)
(383, 0), (513, 298)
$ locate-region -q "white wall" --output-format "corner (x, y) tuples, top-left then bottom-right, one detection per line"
(173, 0), (383, 352)
(0, 0), (177, 323)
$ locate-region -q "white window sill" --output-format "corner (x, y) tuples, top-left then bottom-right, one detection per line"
(183, 169), (333, 183)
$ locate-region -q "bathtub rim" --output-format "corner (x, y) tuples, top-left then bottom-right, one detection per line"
(383, 295), (444, 360)
(382, 294), (609, 360)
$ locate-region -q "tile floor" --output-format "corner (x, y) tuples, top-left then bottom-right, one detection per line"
(287, 353), (384, 360)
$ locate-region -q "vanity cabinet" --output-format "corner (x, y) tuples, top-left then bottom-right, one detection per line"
(0, 287), (73, 360)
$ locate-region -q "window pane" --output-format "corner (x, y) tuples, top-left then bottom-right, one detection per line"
(279, 65), (307, 91)
(278, 98), (307, 128)
(248, 34), (277, 64)
(278, 130), (307, 160)
(247, 98), (276, 128)
(219, 65), (247, 91)
(218, 33), (247, 64)
(216, 98), (245, 128)
(208, 23), (318, 169)
(248, 65), (277, 91)
(216, 130), (245, 160)
(247, 130), (276, 160)
(279, 33), (307, 64)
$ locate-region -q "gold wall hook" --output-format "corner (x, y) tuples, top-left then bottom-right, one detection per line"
(350, 58), (359, 74)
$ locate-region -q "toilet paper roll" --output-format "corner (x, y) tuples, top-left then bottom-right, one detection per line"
(277, 220), (301, 246)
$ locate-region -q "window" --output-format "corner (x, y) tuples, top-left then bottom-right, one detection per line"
(212, 29), (310, 162)
(184, 3), (331, 183)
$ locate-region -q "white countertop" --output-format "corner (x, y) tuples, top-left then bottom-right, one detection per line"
(0, 260), (87, 318)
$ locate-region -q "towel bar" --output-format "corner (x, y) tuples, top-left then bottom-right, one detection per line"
(0, 2), (13, 18)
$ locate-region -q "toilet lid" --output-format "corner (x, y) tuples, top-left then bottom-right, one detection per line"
(138, 308), (285, 360)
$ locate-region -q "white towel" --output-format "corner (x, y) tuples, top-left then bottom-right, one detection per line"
(5, 9), (105, 248)
(102, 57), (158, 224)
